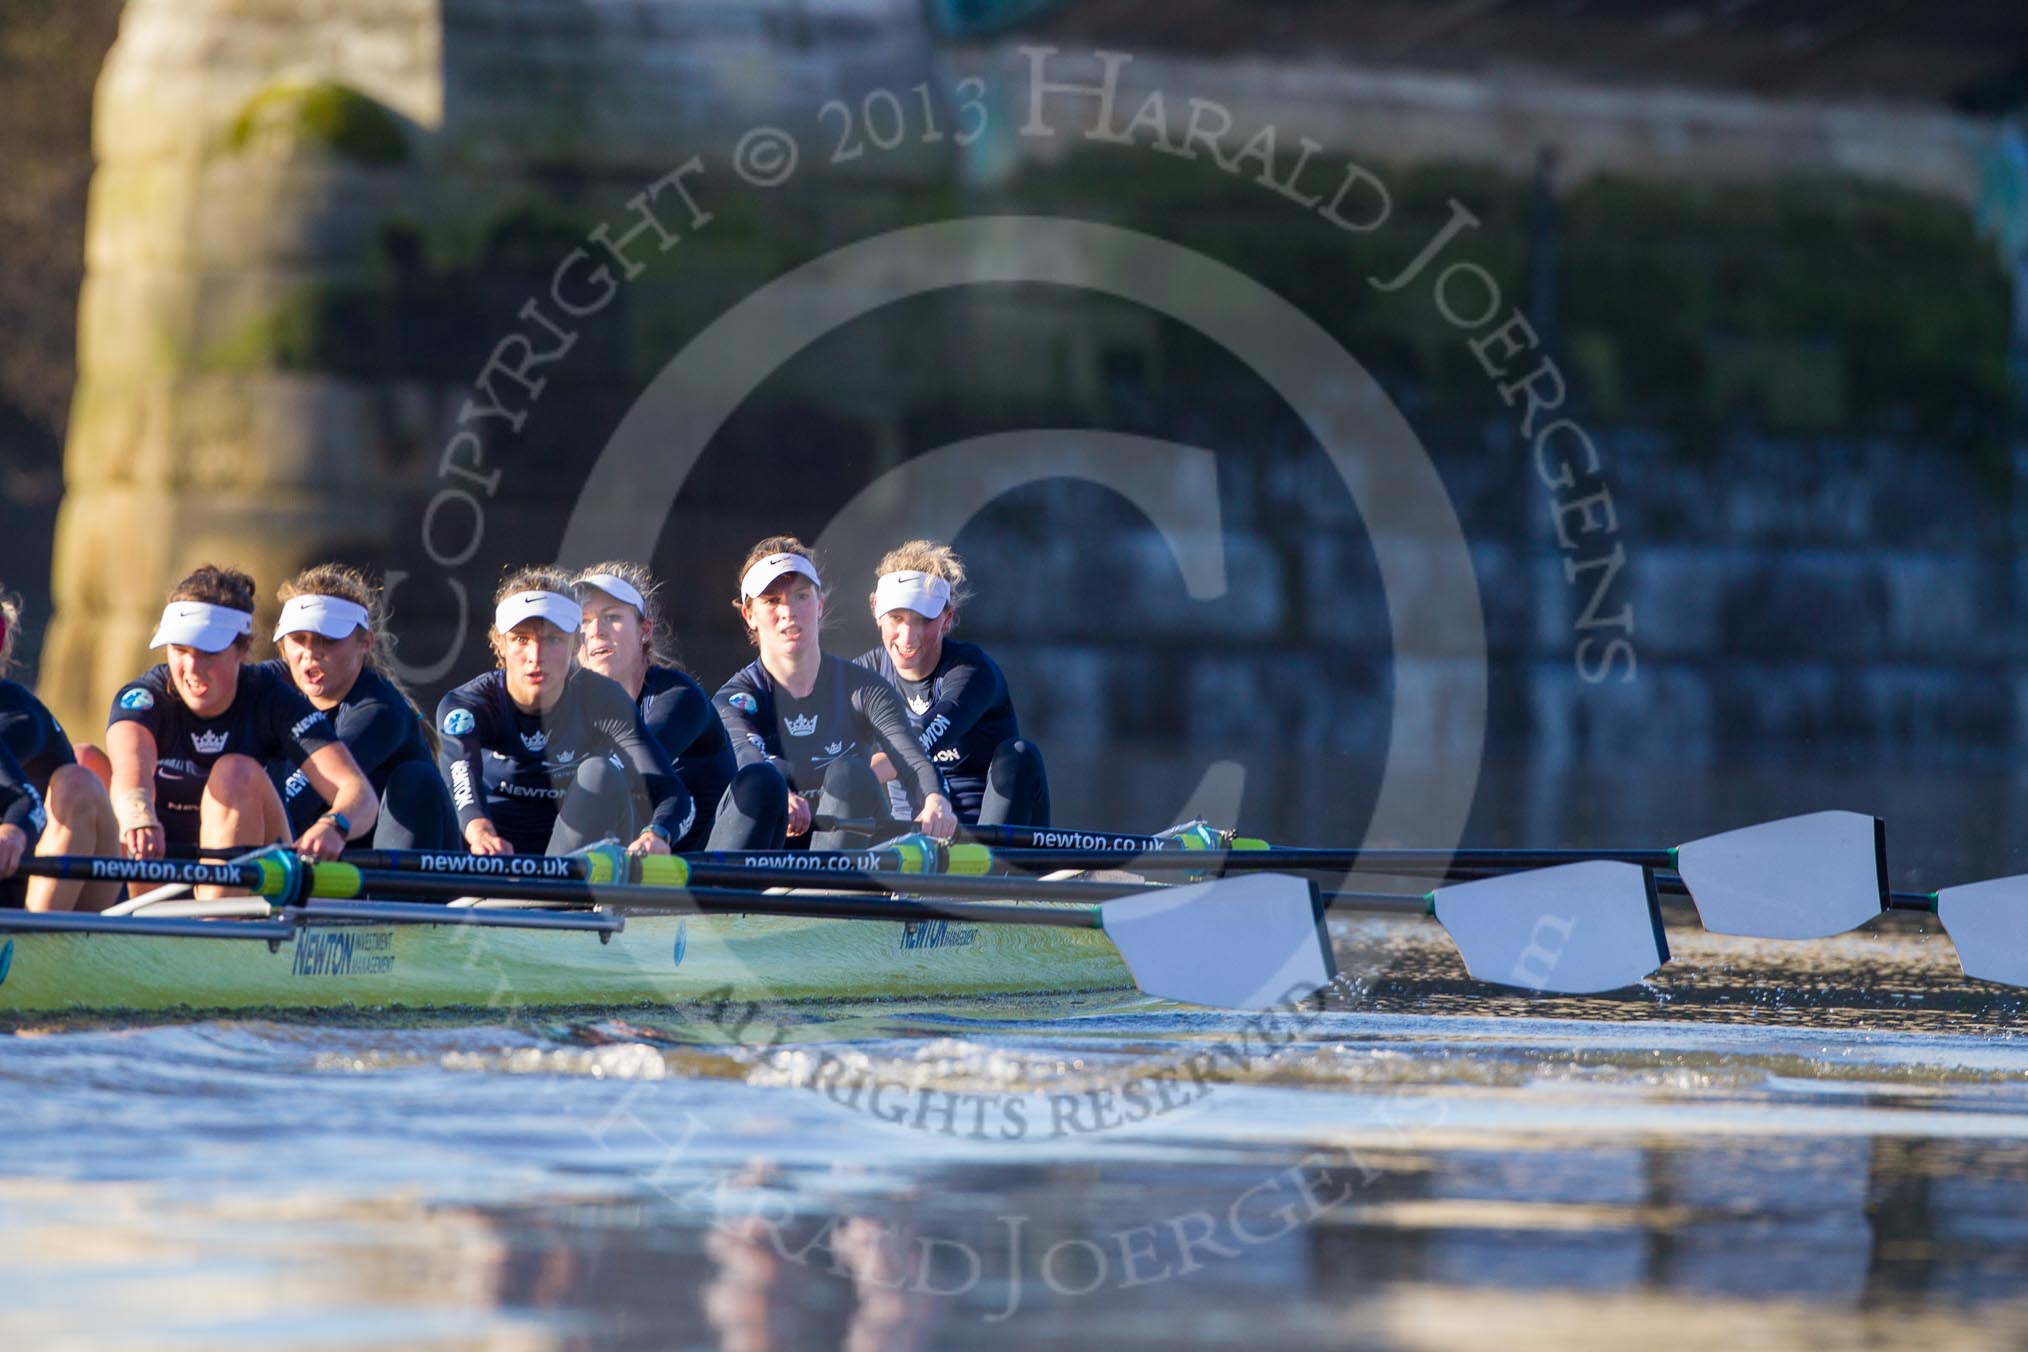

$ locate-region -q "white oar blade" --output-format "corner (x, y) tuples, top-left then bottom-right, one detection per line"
(1432, 861), (1666, 994)
(1100, 873), (1336, 1010)
(1936, 877), (2028, 987)
(1672, 811), (1885, 939)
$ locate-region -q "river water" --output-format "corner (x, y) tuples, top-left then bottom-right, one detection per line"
(3, 911), (2024, 1351)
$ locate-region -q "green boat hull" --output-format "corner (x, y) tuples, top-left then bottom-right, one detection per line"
(0, 910), (1133, 1016)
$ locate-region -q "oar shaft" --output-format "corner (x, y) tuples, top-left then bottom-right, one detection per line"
(660, 865), (1154, 901)
(332, 843), (947, 878)
(813, 816), (1188, 853)
(1320, 890), (1431, 917)
(319, 866), (1105, 929)
(987, 846), (1675, 874)
(14, 856), (267, 889)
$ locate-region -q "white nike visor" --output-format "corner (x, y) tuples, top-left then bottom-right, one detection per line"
(273, 594), (370, 642)
(874, 570), (951, 619)
(149, 601), (254, 653)
(494, 590), (583, 635)
(740, 552), (822, 600)
(576, 572), (648, 615)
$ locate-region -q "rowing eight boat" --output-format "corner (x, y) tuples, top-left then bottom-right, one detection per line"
(0, 905), (1135, 1016)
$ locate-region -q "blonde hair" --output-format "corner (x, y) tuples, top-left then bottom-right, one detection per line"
(733, 536), (823, 647)
(488, 565), (580, 664)
(0, 591), (21, 680)
(277, 562), (437, 755)
(869, 539), (971, 629)
(573, 561), (680, 669)
(168, 564), (257, 653)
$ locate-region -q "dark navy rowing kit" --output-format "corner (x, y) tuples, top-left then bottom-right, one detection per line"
(637, 664), (736, 852)
(107, 663), (337, 846)
(0, 678), (76, 791)
(437, 667), (694, 856)
(714, 654), (944, 809)
(854, 640), (1049, 828)
(256, 659), (455, 849)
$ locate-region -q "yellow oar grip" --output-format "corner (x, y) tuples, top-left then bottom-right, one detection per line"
(946, 843), (993, 876)
(1230, 837), (1271, 852)
(307, 862), (363, 900)
(635, 855), (691, 888)
(254, 856), (291, 898)
(581, 847), (625, 885)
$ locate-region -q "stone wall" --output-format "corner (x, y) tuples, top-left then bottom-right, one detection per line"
(43, 0), (2021, 847)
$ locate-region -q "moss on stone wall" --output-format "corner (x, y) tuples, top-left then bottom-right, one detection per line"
(1561, 175), (2010, 464)
(202, 284), (384, 374)
(1010, 148), (2010, 467)
(225, 81), (409, 165)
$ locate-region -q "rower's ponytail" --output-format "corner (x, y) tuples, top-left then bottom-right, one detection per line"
(277, 563), (438, 756)
(167, 564), (258, 654)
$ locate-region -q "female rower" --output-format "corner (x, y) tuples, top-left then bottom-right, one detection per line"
(712, 537), (957, 851)
(106, 564), (377, 862)
(856, 541), (1049, 828)
(263, 564), (458, 851)
(437, 568), (694, 857)
(572, 562), (735, 852)
(0, 592), (120, 910)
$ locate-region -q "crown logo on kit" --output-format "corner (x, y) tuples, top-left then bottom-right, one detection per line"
(784, 714), (819, 737)
(520, 730), (549, 752)
(191, 729), (231, 755)
(824, 741), (845, 757)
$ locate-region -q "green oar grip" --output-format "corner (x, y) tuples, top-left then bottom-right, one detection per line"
(305, 860), (362, 901)
(1230, 837), (1271, 852)
(636, 855), (691, 888)
(946, 843), (993, 876)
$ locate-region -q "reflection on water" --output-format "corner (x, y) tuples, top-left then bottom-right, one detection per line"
(4, 916), (2028, 1350)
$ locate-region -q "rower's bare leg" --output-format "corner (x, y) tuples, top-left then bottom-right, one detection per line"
(73, 742), (113, 792)
(194, 754), (288, 900)
(25, 764), (122, 913)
